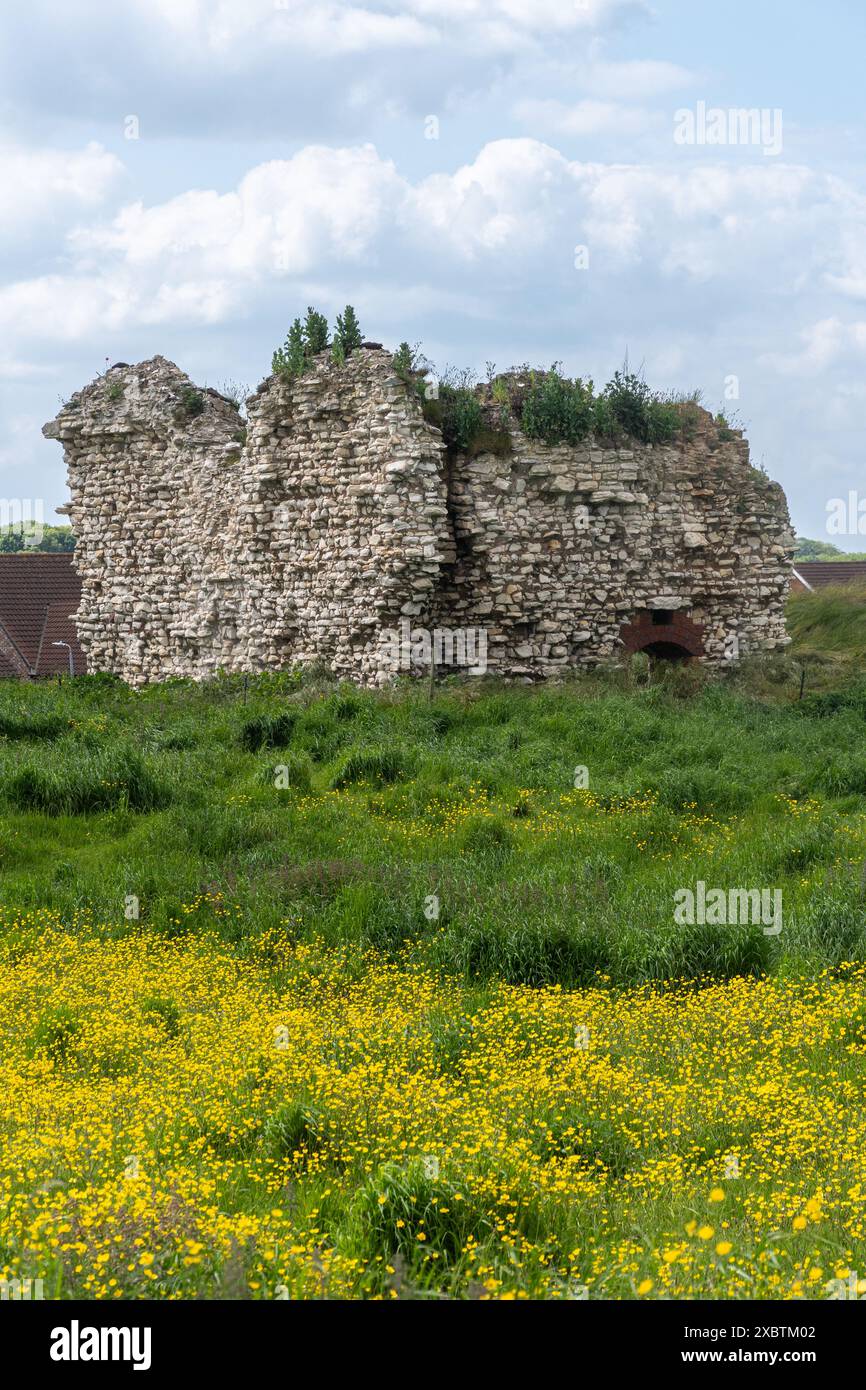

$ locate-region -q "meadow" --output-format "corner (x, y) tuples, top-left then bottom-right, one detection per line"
(1, 585), (865, 1300)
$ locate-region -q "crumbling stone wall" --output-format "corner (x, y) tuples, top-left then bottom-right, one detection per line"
(44, 358), (249, 683)
(44, 348), (794, 685)
(433, 376), (794, 675)
(238, 349), (450, 682)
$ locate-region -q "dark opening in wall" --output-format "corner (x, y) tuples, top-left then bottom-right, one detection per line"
(651, 609), (673, 626)
(642, 640), (691, 663)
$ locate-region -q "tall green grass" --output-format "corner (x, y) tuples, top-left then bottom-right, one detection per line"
(787, 582), (866, 657)
(0, 651), (863, 985)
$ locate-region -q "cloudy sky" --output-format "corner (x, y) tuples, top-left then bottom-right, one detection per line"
(3, 0), (865, 544)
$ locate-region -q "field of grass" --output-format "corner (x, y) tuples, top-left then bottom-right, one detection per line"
(2, 592), (866, 1300)
(788, 581), (866, 652)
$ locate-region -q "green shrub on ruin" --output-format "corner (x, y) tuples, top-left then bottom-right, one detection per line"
(334, 305), (363, 358)
(519, 366), (595, 445)
(393, 341), (430, 408)
(393, 342), (413, 377)
(512, 366), (688, 446)
(303, 307), (330, 355)
(423, 381), (484, 453)
(178, 386), (205, 418)
(599, 370), (680, 444)
(272, 318), (308, 379)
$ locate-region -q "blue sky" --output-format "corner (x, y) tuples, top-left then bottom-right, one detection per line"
(2, 0), (865, 545)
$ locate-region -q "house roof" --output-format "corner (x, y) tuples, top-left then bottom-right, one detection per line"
(793, 561), (866, 590)
(0, 553), (85, 676)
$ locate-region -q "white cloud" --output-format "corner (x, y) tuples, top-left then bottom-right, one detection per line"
(142, 0), (646, 51)
(74, 190), (240, 267)
(0, 271), (247, 341)
(0, 0), (651, 144)
(0, 357), (54, 381)
(207, 1), (435, 57)
(2, 139), (863, 350)
(0, 140), (122, 242)
(579, 57), (696, 100)
(823, 205), (866, 299)
(0, 276), (135, 341)
(512, 51), (697, 144)
(760, 317), (866, 376)
(575, 162), (836, 274)
(401, 0), (647, 38)
(1, 0), (861, 547)
(409, 139), (575, 260)
(514, 98), (655, 138)
(73, 145), (408, 277)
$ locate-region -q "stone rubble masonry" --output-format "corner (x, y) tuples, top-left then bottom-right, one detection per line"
(43, 348), (795, 686)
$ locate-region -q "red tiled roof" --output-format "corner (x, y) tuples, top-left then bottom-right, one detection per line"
(793, 561), (866, 590)
(0, 554), (85, 677)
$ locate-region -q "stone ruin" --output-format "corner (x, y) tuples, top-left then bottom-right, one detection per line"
(43, 346), (795, 686)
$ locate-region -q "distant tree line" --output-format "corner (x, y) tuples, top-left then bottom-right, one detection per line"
(0, 524), (75, 553)
(795, 538), (866, 562)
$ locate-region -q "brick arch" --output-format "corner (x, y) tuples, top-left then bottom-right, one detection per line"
(619, 610), (704, 661)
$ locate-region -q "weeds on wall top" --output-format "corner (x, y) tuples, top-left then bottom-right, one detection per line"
(497, 365), (699, 448)
(176, 386), (205, 419)
(271, 315), (707, 452)
(334, 306), (363, 358)
(426, 371), (486, 453)
(393, 347), (510, 457)
(272, 305), (364, 379)
(393, 341), (427, 398)
(216, 379), (252, 417)
(403, 352), (705, 453)
(519, 368), (596, 446)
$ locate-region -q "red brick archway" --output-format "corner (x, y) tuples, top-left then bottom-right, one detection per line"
(619, 610), (704, 662)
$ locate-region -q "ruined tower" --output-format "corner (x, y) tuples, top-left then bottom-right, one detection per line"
(43, 347), (794, 684)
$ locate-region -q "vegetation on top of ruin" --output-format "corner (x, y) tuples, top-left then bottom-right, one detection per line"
(271, 304), (363, 379)
(215, 379), (252, 415)
(334, 306), (363, 359)
(402, 354), (708, 455)
(518, 366), (698, 448)
(176, 386), (205, 419)
(269, 312), (717, 455)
